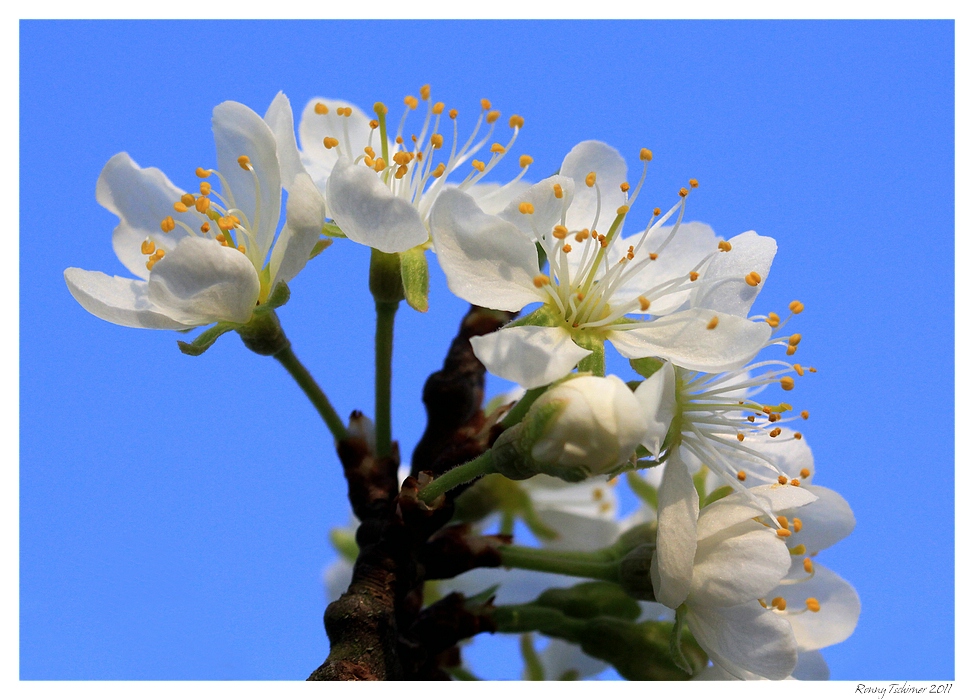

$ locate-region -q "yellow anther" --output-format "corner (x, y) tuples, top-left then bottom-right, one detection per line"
(794, 432), (803, 440)
(200, 222), (210, 234)
(778, 475), (788, 485)
(195, 196), (210, 213)
(737, 433), (745, 442)
(793, 517), (803, 532)
(617, 205), (629, 215)
(151, 249), (165, 260)
(809, 367), (817, 373)
(799, 467), (811, 479)
(767, 312), (780, 328)
(574, 231), (586, 242)
(747, 415), (756, 422)
(237, 244), (246, 254)
(342, 107), (353, 117)
(160, 217), (176, 233)
(323, 137), (339, 149)
(770, 427), (782, 438)
(433, 102), (445, 114)
(759, 598), (768, 608)
(649, 253), (658, 260)
(777, 515), (789, 528)
(718, 240), (732, 252)
(793, 364), (805, 376)
(679, 187), (689, 197)
(745, 271), (762, 286)
(195, 167), (212, 178)
(486, 110), (501, 124)
(237, 155), (251, 170)
(141, 239), (156, 255)
(431, 163), (446, 178)
(585, 172), (596, 187)
(518, 202), (535, 215)
(562, 244), (572, 253)
(553, 225), (568, 239)
(780, 377), (795, 391)
(789, 300), (805, 314)
(519, 155), (533, 168)
(627, 246), (635, 260)
(653, 207), (661, 216)
(145, 259), (156, 271)
(553, 183), (564, 199)
(509, 114), (524, 129)
(490, 142), (506, 153)
(472, 160), (485, 172)
(774, 598), (788, 611)
(314, 102), (329, 115)
(533, 274), (550, 288)
(395, 165), (408, 179)
(430, 134), (444, 149)
(364, 146), (376, 158)
(806, 598), (821, 613)
(373, 102), (388, 116)
(404, 95), (419, 110)
(420, 84), (431, 100)
(689, 178), (699, 188)
(393, 151), (413, 165)
(180, 193), (196, 207)
(449, 108), (458, 119)
(790, 478), (801, 486)
(576, 292), (585, 301)
(364, 157), (374, 169)
(599, 237), (609, 248)
(775, 529), (791, 539)
(369, 119), (379, 129)
(593, 488), (604, 500)
(737, 470), (747, 481)
(706, 316), (719, 330)
(373, 157), (387, 172)
(173, 202), (188, 213)
(199, 182), (212, 195)
(789, 544), (807, 556)
(803, 558), (814, 574)
(789, 333), (802, 346)
(480, 98), (492, 110)
(689, 271), (699, 281)
(639, 148), (653, 161)
(216, 233), (226, 243)
(786, 345), (797, 356)
(638, 296), (651, 311)
(620, 182), (630, 193)
(395, 136), (404, 144)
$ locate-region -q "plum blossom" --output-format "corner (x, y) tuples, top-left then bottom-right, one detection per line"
(430, 140), (777, 388)
(65, 96), (325, 331)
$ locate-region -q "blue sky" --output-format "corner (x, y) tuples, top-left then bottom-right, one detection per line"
(20, 20), (953, 680)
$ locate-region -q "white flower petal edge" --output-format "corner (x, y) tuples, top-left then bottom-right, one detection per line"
(634, 362), (677, 454)
(297, 97), (375, 191)
(691, 231), (777, 317)
(768, 561), (861, 652)
(559, 140), (627, 234)
(64, 269), (195, 330)
(469, 325), (592, 390)
(263, 91), (305, 192)
(269, 172), (327, 289)
(325, 157), (429, 253)
(650, 453), (699, 609)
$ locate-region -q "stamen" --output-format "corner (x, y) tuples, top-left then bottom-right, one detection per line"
(433, 102), (445, 114)
(620, 182), (630, 193)
(800, 411), (809, 420)
(490, 143), (506, 153)
(199, 182), (211, 195)
(141, 240), (156, 255)
(430, 134), (444, 149)
(533, 274), (550, 288)
(793, 432), (803, 440)
(777, 515), (789, 528)
(430, 163), (445, 178)
(519, 155), (533, 167)
(200, 222), (210, 233)
(638, 296), (651, 311)
(486, 110), (501, 124)
(323, 137), (339, 149)
(653, 207), (661, 216)
(778, 475), (788, 485)
(803, 558), (814, 574)
(737, 433), (745, 442)
(180, 193), (195, 207)
(772, 597), (787, 611)
(706, 316), (719, 330)
(553, 225), (568, 239)
(585, 172), (596, 187)
(776, 529), (791, 538)
(689, 178), (699, 188)
(472, 160), (485, 172)
(195, 196), (210, 213)
(449, 109), (458, 119)
(196, 167), (212, 178)
(639, 148), (653, 161)
(799, 468), (811, 478)
(314, 102), (329, 115)
(553, 183), (564, 198)
(789, 300), (805, 314)
(689, 271), (699, 281)
(769, 428), (781, 437)
(790, 478), (801, 486)
(480, 99), (491, 110)
(793, 364), (805, 376)
(404, 95), (419, 110)
(780, 377), (795, 391)
(562, 244), (572, 253)
(737, 470), (747, 481)
(518, 202), (535, 215)
(789, 333), (802, 346)
(767, 312), (780, 327)
(679, 187), (689, 197)
(173, 202), (188, 213)
(237, 155), (251, 170)
(420, 84), (431, 100)
(509, 115), (524, 128)
(789, 544), (806, 555)
(718, 241), (732, 252)
(160, 217), (175, 233)
(806, 598), (821, 613)
(793, 517), (803, 532)
(745, 271), (762, 286)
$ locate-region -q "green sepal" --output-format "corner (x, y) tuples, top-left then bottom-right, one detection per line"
(535, 241), (548, 271)
(669, 604), (693, 675)
(322, 221), (346, 238)
(535, 581), (641, 621)
(253, 281), (290, 315)
(177, 322), (237, 356)
(400, 245), (430, 312)
(573, 329), (605, 376)
(702, 485), (734, 508)
(309, 237), (333, 260)
(630, 356), (664, 378)
(329, 527), (359, 562)
(506, 305), (561, 328)
(369, 249), (405, 304)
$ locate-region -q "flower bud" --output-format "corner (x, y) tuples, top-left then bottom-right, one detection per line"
(525, 375), (648, 478)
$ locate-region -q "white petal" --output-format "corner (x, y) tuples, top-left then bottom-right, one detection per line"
(325, 158), (428, 253)
(430, 188), (542, 310)
(469, 325), (590, 389)
(212, 100), (282, 263)
(723, 427), (815, 485)
(297, 98), (374, 192)
(96, 153), (197, 281)
(634, 361), (677, 454)
(783, 485), (856, 554)
(608, 308), (773, 373)
(651, 454), (699, 609)
(613, 222), (719, 316)
(263, 92), (305, 191)
(692, 231), (777, 316)
(560, 141), (627, 234)
(540, 639), (609, 680)
(792, 650), (830, 680)
(696, 484), (818, 541)
(686, 601), (797, 680)
(64, 268), (191, 330)
(534, 509), (622, 551)
(770, 563), (860, 651)
(497, 175), (576, 244)
(147, 237), (260, 325)
(269, 172), (326, 289)
(690, 523), (791, 608)
(464, 180), (533, 216)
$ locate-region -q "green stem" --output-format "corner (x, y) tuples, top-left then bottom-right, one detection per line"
(418, 452), (496, 503)
(499, 544), (620, 581)
(501, 386), (547, 429)
(374, 300), (398, 458)
(274, 346), (348, 442)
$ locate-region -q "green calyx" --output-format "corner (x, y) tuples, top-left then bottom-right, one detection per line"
(177, 283), (292, 357)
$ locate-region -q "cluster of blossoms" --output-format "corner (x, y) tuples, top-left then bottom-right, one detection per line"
(66, 84), (857, 681)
